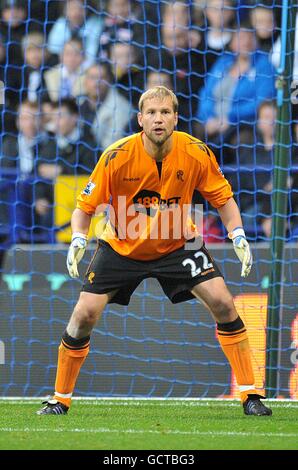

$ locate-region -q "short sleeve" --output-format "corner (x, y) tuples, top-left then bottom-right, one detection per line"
(195, 148), (233, 208)
(77, 153), (111, 215)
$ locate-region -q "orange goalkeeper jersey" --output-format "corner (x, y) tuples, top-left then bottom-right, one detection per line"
(77, 131), (233, 260)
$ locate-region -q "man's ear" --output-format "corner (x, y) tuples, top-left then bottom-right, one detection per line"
(174, 112), (178, 126)
(137, 112), (143, 128)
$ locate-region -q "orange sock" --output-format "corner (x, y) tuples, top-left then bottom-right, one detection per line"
(217, 317), (259, 402)
(53, 331), (90, 408)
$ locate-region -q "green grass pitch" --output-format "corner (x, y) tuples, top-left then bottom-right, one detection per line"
(0, 399), (297, 450)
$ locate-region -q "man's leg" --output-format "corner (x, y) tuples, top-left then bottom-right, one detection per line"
(37, 290), (115, 415)
(191, 277), (272, 416)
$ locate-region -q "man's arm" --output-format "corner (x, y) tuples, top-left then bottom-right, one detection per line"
(217, 197), (253, 278)
(217, 197), (243, 233)
(68, 143), (111, 278)
(71, 208), (92, 236)
(66, 208), (92, 278)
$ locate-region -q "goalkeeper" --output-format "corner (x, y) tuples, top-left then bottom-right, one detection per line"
(37, 86), (271, 416)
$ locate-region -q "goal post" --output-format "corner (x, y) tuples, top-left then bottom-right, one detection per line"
(266, 0), (297, 397)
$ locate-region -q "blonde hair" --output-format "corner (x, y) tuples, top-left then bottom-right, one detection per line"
(138, 86), (179, 113)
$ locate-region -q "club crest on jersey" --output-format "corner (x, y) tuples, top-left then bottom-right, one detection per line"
(177, 170), (184, 181)
(83, 181), (96, 195)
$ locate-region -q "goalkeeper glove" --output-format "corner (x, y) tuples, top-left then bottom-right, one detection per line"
(66, 232), (88, 278)
(228, 227), (252, 278)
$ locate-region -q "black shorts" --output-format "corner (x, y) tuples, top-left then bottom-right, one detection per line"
(82, 241), (223, 305)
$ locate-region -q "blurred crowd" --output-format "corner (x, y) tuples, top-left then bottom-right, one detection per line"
(0, 0), (297, 245)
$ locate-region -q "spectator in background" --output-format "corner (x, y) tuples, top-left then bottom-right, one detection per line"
(78, 62), (131, 150)
(99, 0), (159, 76)
(192, 0), (205, 26)
(40, 97), (56, 135)
(229, 101), (276, 234)
(44, 38), (86, 102)
(162, 0), (191, 28)
(0, 0), (32, 64)
(98, 0), (138, 58)
(19, 32), (57, 103)
(132, 0), (160, 57)
(108, 42), (143, 110)
(36, 98), (97, 227)
(78, 63), (105, 133)
(78, 62), (113, 138)
(195, 19), (276, 162)
(0, 100), (50, 239)
(38, 97), (97, 179)
(201, 0), (235, 70)
(47, 0), (103, 63)
(260, 108), (298, 240)
(146, 71), (173, 90)
(0, 32), (22, 133)
(147, 1), (205, 133)
(250, 5), (276, 53)
(0, 100), (47, 176)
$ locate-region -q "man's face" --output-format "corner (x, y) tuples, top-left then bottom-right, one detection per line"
(2, 6), (25, 27)
(138, 96), (178, 147)
(251, 8), (274, 40)
(18, 105), (39, 137)
(25, 46), (43, 68)
(66, 0), (84, 27)
(110, 43), (134, 75)
(108, 0), (130, 19)
(146, 72), (172, 90)
(55, 106), (78, 136)
(162, 24), (189, 55)
(230, 30), (255, 54)
(62, 42), (83, 72)
(206, 0), (234, 29)
(85, 66), (109, 99)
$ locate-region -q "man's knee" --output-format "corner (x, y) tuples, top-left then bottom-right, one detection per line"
(72, 301), (101, 328)
(210, 296), (235, 321)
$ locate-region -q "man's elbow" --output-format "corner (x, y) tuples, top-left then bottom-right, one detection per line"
(74, 206), (93, 217)
(217, 196), (235, 209)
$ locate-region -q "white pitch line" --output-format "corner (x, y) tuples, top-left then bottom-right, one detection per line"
(0, 427), (297, 438)
(1, 400), (298, 408)
(1, 396), (298, 403)
(0, 395), (298, 406)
